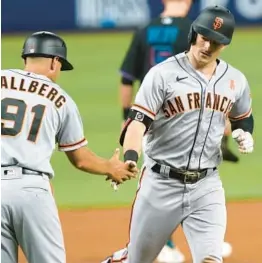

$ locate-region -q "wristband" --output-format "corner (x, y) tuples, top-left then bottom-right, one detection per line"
(124, 150), (138, 163)
(123, 108), (130, 120)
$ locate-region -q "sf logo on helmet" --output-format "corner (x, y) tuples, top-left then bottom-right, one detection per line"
(213, 17), (224, 30)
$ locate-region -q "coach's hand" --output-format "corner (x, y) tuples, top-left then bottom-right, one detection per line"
(232, 129), (254, 154)
(107, 148), (138, 184)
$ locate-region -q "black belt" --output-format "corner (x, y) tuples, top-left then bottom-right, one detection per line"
(151, 164), (216, 184)
(21, 168), (44, 175)
(2, 166), (47, 176)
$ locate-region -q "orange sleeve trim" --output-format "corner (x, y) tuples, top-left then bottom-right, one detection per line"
(132, 104), (156, 117)
(59, 138), (86, 148)
(230, 108), (252, 121)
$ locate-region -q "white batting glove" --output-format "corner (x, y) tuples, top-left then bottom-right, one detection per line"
(232, 129), (254, 154)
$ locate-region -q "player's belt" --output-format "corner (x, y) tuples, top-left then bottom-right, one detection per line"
(151, 164), (216, 184)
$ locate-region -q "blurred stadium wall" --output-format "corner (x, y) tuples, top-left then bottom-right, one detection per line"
(2, 0), (262, 33)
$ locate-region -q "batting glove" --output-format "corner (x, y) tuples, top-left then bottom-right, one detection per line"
(232, 129), (254, 154)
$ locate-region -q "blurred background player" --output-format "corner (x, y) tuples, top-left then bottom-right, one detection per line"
(118, 0), (233, 262)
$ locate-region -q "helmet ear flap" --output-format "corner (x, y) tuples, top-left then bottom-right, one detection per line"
(188, 25), (197, 45)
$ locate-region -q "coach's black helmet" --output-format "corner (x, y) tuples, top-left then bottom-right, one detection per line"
(188, 5), (235, 45)
(22, 31), (73, 71)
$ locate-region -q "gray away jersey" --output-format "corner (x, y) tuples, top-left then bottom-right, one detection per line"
(132, 52), (252, 170)
(1, 69), (87, 177)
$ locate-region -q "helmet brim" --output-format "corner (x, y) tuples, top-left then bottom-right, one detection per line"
(193, 24), (231, 45)
(22, 53), (74, 71)
(60, 58), (74, 71)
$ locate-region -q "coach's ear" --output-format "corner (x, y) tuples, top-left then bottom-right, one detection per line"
(50, 57), (60, 72)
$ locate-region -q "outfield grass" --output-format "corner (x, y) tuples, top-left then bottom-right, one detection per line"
(2, 29), (262, 208)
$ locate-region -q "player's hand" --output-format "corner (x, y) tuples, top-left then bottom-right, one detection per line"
(232, 129), (254, 154)
(107, 148), (138, 184)
(125, 160), (138, 173)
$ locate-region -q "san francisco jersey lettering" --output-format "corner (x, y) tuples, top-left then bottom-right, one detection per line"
(131, 53), (252, 170)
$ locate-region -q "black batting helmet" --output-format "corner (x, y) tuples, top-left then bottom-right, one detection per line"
(188, 5), (235, 45)
(22, 31), (73, 71)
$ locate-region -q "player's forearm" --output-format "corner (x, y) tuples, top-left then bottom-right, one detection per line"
(123, 121), (145, 157)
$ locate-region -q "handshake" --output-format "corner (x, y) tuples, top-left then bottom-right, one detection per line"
(232, 129), (254, 154)
(106, 148), (139, 191)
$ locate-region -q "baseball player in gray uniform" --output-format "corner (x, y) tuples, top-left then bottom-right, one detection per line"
(1, 31), (137, 263)
(103, 5), (254, 263)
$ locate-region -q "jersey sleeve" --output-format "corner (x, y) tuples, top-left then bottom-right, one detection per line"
(56, 97), (87, 152)
(131, 66), (164, 120)
(119, 29), (144, 81)
(229, 75), (252, 121)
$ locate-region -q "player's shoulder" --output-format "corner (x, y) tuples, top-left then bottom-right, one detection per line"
(224, 61), (248, 82)
(134, 18), (164, 39)
(142, 17), (171, 31)
(169, 16), (192, 28)
(144, 53), (185, 82)
(132, 17), (153, 34)
(151, 52), (186, 72)
(148, 16), (191, 26)
(147, 17), (163, 26)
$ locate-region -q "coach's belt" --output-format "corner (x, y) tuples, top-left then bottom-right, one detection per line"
(1, 166), (49, 180)
(151, 164), (216, 184)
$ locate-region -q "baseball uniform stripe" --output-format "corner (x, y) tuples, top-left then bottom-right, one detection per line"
(58, 138), (87, 150)
(230, 108), (252, 121)
(126, 166), (146, 246)
(132, 104), (155, 119)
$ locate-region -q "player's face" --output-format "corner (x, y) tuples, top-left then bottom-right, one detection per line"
(193, 34), (225, 65)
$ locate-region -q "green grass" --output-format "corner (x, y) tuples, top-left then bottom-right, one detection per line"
(2, 29), (262, 208)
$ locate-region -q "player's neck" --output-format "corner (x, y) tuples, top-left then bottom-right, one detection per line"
(161, 2), (189, 17)
(186, 52), (217, 79)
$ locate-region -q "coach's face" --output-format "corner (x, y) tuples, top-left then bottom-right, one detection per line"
(193, 34), (225, 65)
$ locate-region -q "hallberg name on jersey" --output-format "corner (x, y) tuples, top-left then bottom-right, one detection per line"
(163, 92), (234, 117)
(1, 76), (66, 109)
